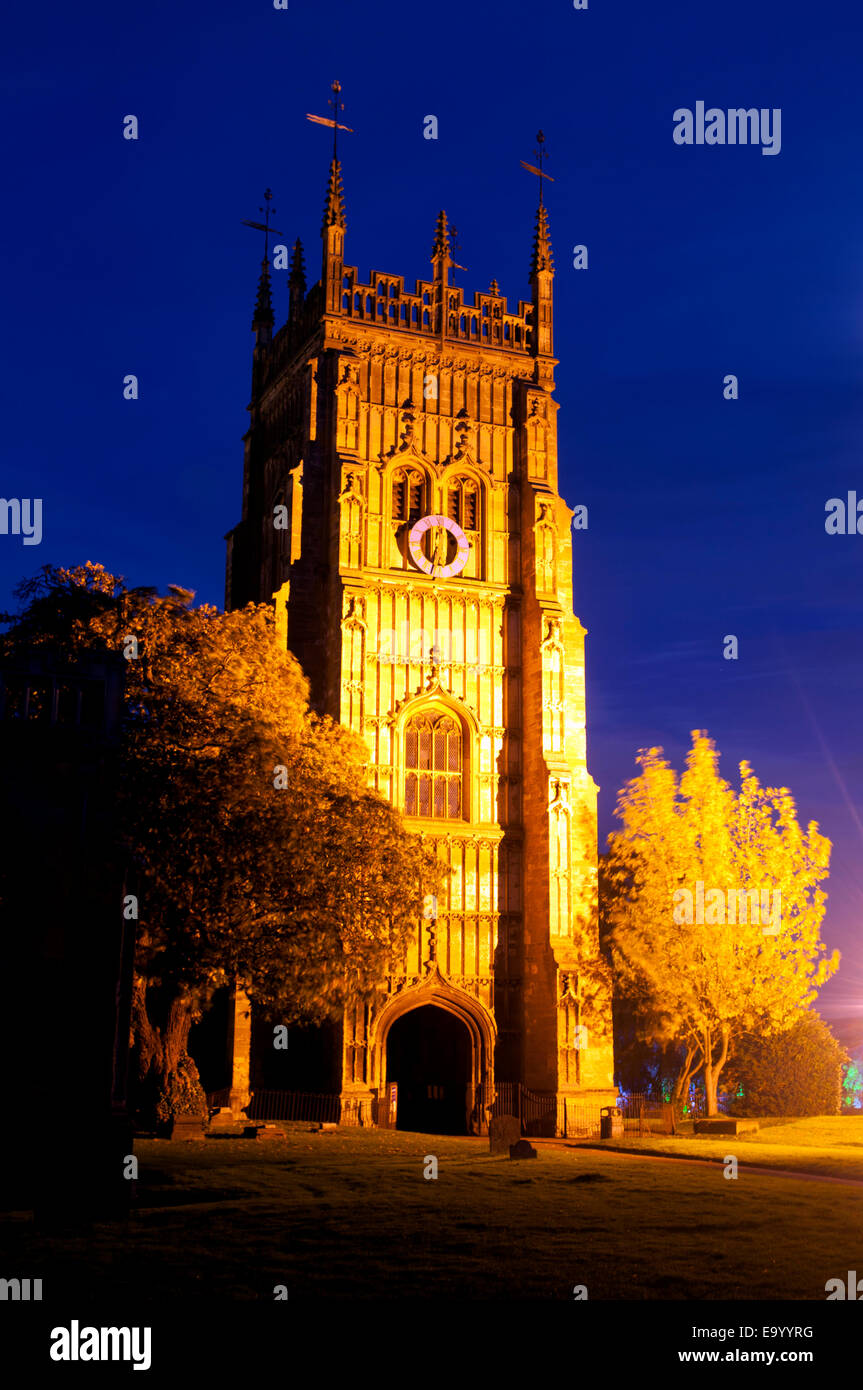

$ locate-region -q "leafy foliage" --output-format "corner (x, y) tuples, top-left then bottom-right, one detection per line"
(725, 1013), (847, 1117)
(842, 1060), (863, 1112)
(601, 731), (839, 1114)
(2, 564), (443, 1121)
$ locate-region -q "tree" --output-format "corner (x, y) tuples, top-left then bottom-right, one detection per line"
(1, 564), (443, 1127)
(602, 731), (839, 1116)
(608, 990), (694, 1107)
(725, 1012), (847, 1117)
(842, 1059), (863, 1113)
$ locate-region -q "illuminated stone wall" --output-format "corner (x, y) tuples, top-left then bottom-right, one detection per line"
(227, 173), (616, 1129)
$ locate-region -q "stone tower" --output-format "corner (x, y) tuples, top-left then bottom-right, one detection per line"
(226, 147), (616, 1135)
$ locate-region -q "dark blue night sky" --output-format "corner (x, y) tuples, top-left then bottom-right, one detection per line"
(3, 0), (862, 1022)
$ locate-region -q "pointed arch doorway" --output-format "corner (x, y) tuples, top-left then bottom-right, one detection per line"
(375, 981), (496, 1136)
(386, 1004), (472, 1134)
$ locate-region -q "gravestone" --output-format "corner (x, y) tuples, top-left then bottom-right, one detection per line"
(489, 1114), (521, 1155)
(254, 1124), (286, 1141)
(208, 1107), (240, 1132)
(243, 1124), (285, 1140)
(509, 1139), (538, 1160)
(169, 1117), (206, 1141)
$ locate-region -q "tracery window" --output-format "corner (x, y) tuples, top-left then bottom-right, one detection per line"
(404, 712), (464, 820)
(447, 477), (478, 532)
(392, 468), (424, 523)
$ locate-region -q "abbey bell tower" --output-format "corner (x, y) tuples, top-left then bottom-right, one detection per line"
(226, 104), (616, 1133)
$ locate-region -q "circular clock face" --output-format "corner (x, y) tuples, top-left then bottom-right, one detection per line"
(408, 514), (470, 578)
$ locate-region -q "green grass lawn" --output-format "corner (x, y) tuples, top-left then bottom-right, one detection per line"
(596, 1115), (863, 1181)
(4, 1119), (863, 1301)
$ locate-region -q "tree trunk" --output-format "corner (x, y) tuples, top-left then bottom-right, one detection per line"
(131, 975), (207, 1131)
(672, 1042), (701, 1112)
(702, 1023), (731, 1117)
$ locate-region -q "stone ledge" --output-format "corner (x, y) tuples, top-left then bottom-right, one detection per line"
(694, 1118), (759, 1136)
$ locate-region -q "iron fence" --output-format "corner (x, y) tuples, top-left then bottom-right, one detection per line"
(205, 1085), (676, 1134)
(246, 1090), (341, 1123)
(521, 1086), (558, 1137)
(563, 1100), (604, 1139)
(619, 1093), (675, 1135)
(481, 1082), (558, 1136)
(480, 1085), (675, 1138)
(679, 1090), (730, 1119)
(487, 1081), (519, 1120)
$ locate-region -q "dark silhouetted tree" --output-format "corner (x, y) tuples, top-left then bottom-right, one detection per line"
(1, 564), (442, 1128)
(725, 1012), (847, 1117)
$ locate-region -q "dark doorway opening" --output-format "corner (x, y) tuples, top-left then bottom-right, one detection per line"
(386, 1004), (472, 1135)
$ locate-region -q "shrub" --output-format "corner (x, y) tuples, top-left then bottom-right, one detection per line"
(725, 1012), (847, 1117)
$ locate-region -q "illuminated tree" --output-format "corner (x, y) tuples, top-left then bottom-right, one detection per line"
(843, 1059), (863, 1112)
(1, 564), (442, 1126)
(602, 731), (838, 1116)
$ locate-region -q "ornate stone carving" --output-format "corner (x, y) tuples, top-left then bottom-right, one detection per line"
(342, 593), (366, 626)
(338, 361), (361, 387)
(549, 779), (571, 813)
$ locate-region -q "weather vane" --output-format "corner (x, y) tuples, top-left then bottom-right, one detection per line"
(241, 188), (284, 261)
(306, 79), (354, 160)
(520, 130), (555, 205)
(448, 224), (467, 286)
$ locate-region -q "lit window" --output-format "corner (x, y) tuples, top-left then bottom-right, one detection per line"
(404, 712), (463, 820)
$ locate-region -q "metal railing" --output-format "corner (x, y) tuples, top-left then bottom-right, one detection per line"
(481, 1082), (558, 1137)
(206, 1087), (231, 1110)
(205, 1085), (677, 1135)
(619, 1093), (675, 1135)
(480, 1086), (676, 1138)
(246, 1090), (341, 1123)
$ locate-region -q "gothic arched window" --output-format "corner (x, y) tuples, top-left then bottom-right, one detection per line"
(392, 468), (424, 523)
(404, 712), (464, 820)
(447, 477), (479, 533)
